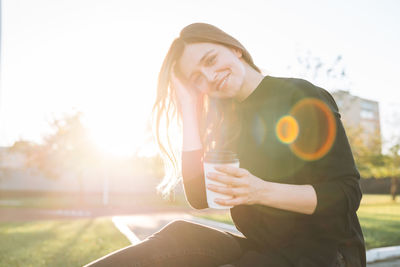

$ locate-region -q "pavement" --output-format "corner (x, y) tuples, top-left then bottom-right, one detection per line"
(112, 212), (400, 267)
(367, 259), (400, 267)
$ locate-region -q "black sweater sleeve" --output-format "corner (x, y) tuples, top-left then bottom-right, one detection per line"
(181, 149), (209, 209)
(288, 79), (362, 217)
(310, 116), (363, 217)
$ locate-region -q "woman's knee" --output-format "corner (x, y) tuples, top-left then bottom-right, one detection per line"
(156, 219), (198, 237)
(156, 219), (241, 253)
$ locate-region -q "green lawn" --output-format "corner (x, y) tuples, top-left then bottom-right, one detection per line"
(0, 218), (130, 267)
(357, 194), (400, 249)
(0, 194), (398, 266)
(191, 194), (400, 250)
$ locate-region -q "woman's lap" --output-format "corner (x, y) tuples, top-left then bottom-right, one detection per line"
(84, 219), (253, 267)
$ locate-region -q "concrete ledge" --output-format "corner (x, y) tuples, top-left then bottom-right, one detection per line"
(366, 245), (400, 263)
(112, 216), (141, 245)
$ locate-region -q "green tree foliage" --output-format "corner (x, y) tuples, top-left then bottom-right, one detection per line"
(346, 124), (400, 200)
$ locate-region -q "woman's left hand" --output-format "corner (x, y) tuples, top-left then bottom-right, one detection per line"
(206, 165), (267, 207)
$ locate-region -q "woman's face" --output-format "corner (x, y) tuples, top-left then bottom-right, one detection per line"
(176, 42), (246, 99)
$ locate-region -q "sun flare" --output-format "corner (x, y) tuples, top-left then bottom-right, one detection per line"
(83, 112), (154, 158)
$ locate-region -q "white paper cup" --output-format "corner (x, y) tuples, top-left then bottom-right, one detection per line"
(203, 151), (239, 209)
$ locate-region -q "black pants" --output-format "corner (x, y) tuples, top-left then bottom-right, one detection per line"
(83, 219), (292, 267)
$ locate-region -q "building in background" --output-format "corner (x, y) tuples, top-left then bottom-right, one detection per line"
(332, 90), (381, 150)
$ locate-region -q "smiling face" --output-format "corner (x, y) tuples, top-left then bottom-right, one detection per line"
(176, 42), (247, 99)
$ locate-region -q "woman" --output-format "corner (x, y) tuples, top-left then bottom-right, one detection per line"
(85, 22), (365, 267)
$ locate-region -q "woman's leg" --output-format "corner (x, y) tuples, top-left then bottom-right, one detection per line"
(84, 219), (245, 267)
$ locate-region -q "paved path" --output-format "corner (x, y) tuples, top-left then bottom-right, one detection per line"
(367, 258), (400, 267)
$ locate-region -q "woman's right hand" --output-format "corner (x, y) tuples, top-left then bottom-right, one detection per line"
(170, 62), (200, 115)
(171, 63), (203, 151)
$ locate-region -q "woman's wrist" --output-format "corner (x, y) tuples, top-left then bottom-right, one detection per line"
(181, 104), (198, 118)
(181, 107), (202, 151)
(255, 180), (276, 206)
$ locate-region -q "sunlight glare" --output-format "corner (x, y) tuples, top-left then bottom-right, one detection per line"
(83, 110), (151, 158)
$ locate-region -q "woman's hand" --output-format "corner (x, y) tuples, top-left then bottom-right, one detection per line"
(170, 62), (200, 114)
(206, 165), (267, 206)
(207, 165), (318, 214)
(171, 62), (203, 151)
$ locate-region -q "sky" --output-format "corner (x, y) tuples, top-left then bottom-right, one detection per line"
(1, 0), (399, 156)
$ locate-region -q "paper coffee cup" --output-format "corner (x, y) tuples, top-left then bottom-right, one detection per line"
(204, 150), (239, 209)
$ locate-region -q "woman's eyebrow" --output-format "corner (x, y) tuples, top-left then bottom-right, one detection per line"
(189, 49), (215, 79)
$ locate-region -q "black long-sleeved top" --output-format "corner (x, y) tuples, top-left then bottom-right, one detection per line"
(182, 75), (366, 266)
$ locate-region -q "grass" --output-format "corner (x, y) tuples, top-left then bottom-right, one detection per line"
(191, 194), (400, 250)
(0, 218), (130, 267)
(0, 194), (398, 266)
(357, 194), (400, 249)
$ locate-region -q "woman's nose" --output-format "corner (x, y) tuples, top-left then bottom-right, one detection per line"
(201, 67), (217, 83)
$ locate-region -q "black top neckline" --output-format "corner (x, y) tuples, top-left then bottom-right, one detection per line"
(238, 75), (272, 108)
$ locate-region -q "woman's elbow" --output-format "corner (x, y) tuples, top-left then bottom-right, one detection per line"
(182, 181), (208, 209)
(185, 196), (209, 210)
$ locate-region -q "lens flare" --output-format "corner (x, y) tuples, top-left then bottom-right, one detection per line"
(289, 98), (337, 161)
(275, 115), (299, 144)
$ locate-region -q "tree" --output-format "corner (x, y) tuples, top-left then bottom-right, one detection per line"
(346, 124), (400, 201)
(287, 50), (350, 93)
(26, 112), (100, 202)
(0, 140), (38, 181)
(378, 139), (400, 201)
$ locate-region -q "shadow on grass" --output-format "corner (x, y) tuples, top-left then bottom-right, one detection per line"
(0, 219), (94, 267)
(0, 221), (60, 266)
(46, 219), (94, 266)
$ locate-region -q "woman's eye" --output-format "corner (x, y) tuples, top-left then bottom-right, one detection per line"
(206, 55), (216, 65)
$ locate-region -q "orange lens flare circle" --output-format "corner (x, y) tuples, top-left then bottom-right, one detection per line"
(289, 98), (337, 161)
(275, 115), (299, 144)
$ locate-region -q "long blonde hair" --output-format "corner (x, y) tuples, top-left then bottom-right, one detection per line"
(152, 22), (261, 199)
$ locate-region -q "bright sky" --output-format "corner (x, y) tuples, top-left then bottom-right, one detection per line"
(1, 0), (399, 156)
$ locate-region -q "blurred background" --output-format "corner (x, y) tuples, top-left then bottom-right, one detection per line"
(0, 0), (399, 266)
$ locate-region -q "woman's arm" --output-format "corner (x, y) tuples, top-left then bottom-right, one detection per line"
(206, 165), (317, 215)
(182, 108), (202, 151)
(171, 66), (208, 209)
(207, 153), (359, 216)
(181, 108), (208, 209)
(256, 181), (317, 215)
